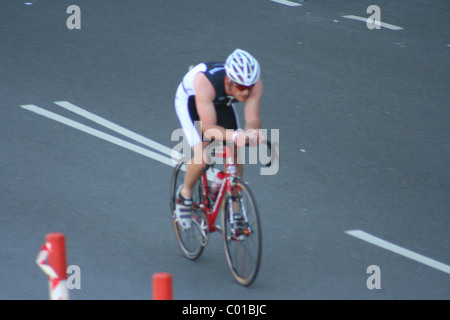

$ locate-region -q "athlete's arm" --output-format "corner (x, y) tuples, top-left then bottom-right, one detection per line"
(193, 73), (234, 142)
(243, 79), (265, 145)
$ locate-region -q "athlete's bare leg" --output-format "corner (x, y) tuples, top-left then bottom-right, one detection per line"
(180, 141), (209, 199)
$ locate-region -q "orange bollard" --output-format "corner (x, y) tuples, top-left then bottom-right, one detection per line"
(152, 272), (173, 300)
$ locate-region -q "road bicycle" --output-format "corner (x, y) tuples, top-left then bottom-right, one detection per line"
(169, 141), (274, 286)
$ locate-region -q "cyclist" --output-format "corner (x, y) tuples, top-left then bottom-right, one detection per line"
(174, 48), (264, 228)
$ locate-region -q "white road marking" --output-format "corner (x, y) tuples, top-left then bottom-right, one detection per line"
(20, 104), (176, 167)
(52, 101), (219, 179)
(346, 230), (450, 275)
(270, 0), (302, 7)
(21, 103), (219, 180)
(53, 101), (178, 159)
(342, 15), (404, 30)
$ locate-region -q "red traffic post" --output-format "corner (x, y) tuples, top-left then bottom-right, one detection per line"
(152, 272), (173, 300)
(46, 232), (67, 280)
(46, 232), (69, 300)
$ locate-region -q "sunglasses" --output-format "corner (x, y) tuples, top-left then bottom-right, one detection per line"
(234, 83), (255, 91)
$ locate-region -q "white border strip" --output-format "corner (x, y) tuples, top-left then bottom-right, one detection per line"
(342, 15), (403, 31)
(346, 230), (450, 275)
(270, 0), (302, 7)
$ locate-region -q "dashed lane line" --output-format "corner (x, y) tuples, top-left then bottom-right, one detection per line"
(342, 15), (404, 31)
(270, 0), (302, 7)
(346, 230), (450, 275)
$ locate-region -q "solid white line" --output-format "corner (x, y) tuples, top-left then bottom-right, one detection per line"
(346, 230), (450, 275)
(53, 101), (217, 179)
(53, 101), (180, 160)
(20, 104), (176, 167)
(270, 0), (302, 7)
(342, 15), (403, 30)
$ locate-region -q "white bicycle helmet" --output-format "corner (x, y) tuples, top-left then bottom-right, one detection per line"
(225, 49), (261, 86)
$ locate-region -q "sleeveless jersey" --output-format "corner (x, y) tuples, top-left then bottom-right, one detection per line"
(181, 62), (236, 106)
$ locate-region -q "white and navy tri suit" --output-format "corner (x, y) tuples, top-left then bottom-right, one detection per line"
(175, 62), (241, 147)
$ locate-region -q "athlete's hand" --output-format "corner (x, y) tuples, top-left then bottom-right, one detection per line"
(233, 129), (265, 147)
(233, 130), (248, 148)
(247, 128), (265, 147)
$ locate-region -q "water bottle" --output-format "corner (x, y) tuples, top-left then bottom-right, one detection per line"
(210, 171), (225, 201)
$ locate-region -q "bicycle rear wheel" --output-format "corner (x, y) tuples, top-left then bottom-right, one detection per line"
(170, 159), (206, 260)
(222, 177), (262, 286)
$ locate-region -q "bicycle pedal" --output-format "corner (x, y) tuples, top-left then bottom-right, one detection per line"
(231, 228), (250, 240)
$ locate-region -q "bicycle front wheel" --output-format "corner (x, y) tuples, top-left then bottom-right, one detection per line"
(170, 159), (205, 260)
(222, 177), (262, 286)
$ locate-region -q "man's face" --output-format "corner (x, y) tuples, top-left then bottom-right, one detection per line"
(227, 78), (255, 102)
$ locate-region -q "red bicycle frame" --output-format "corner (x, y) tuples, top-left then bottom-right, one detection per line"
(198, 145), (238, 232)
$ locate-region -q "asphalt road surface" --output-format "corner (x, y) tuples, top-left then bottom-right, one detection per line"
(1, 0), (449, 300)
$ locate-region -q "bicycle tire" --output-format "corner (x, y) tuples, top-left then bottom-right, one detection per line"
(170, 159), (205, 260)
(221, 177), (262, 286)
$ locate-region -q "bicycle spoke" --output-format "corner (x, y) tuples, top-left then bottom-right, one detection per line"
(222, 178), (262, 286)
(228, 239), (256, 279)
(170, 159), (206, 260)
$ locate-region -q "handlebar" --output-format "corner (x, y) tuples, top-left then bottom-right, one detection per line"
(206, 139), (278, 168)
